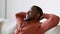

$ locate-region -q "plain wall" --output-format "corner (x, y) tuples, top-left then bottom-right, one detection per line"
(0, 0), (60, 34)
(7, 0), (60, 24)
(6, 0), (60, 34)
(0, 0), (5, 18)
(7, 0), (60, 20)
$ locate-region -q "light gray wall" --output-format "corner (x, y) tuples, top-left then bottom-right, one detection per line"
(0, 0), (5, 18)
(0, 0), (60, 34)
(7, 0), (60, 24)
(6, 0), (60, 34)
(7, 0), (60, 20)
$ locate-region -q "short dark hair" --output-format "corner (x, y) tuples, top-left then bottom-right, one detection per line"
(32, 5), (43, 16)
(32, 5), (43, 20)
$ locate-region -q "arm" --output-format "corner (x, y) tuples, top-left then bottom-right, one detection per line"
(40, 14), (59, 33)
(16, 12), (26, 18)
(14, 12), (26, 34)
(15, 12), (26, 29)
(15, 12), (26, 25)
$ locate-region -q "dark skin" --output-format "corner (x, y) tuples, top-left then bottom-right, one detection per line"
(24, 6), (59, 33)
(14, 6), (59, 34)
(25, 7), (42, 21)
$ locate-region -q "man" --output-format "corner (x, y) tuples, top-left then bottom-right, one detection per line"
(14, 5), (59, 34)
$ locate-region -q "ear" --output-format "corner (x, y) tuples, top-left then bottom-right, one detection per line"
(39, 14), (45, 20)
(40, 14), (45, 18)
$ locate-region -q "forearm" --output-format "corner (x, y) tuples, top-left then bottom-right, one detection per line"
(13, 24), (21, 34)
(13, 29), (18, 34)
(41, 14), (59, 33)
(15, 12), (26, 26)
(13, 29), (20, 34)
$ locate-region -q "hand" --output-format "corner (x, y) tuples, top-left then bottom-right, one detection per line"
(13, 29), (18, 34)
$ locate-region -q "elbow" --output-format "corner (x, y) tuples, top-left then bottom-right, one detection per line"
(15, 12), (23, 17)
(54, 15), (59, 22)
(15, 12), (26, 18)
(15, 12), (22, 17)
(15, 13), (19, 17)
(52, 15), (59, 25)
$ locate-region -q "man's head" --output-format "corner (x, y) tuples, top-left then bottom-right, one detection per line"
(30, 5), (43, 18)
(25, 5), (43, 21)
